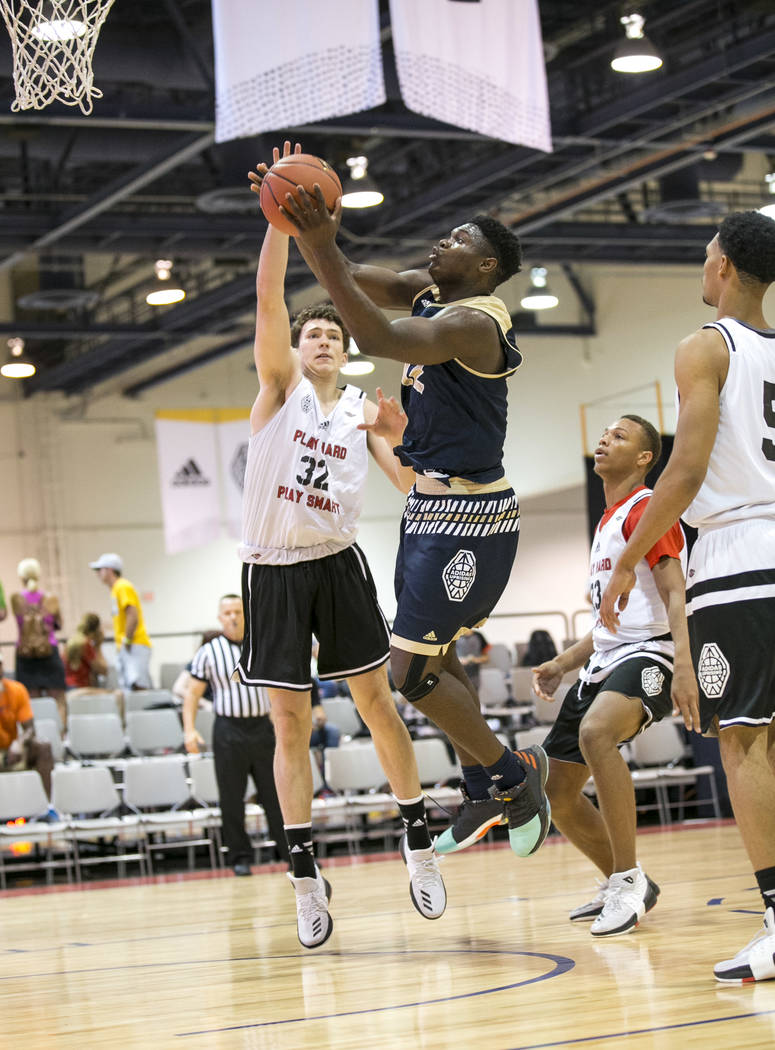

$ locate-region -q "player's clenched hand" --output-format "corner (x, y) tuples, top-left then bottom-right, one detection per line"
(532, 659), (564, 702)
(599, 563), (637, 632)
(671, 661), (701, 733)
(248, 140), (301, 195)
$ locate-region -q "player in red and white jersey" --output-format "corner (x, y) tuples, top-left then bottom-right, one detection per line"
(236, 144), (446, 950)
(601, 211), (775, 982)
(533, 415), (696, 937)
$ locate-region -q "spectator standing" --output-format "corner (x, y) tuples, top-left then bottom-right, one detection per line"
(0, 654), (54, 798)
(10, 558), (66, 727)
(182, 594), (289, 876)
(89, 553), (152, 691)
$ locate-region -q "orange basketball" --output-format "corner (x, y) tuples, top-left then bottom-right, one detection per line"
(259, 154), (342, 234)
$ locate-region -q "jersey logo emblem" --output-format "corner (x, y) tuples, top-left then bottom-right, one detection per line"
(698, 642), (730, 699)
(319, 419), (330, 430)
(301, 394), (313, 413)
(641, 666), (665, 697)
(442, 549), (476, 602)
(423, 630), (438, 641)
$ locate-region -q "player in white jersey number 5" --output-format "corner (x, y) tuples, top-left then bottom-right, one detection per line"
(534, 415), (695, 937)
(235, 144), (445, 949)
(600, 211), (775, 982)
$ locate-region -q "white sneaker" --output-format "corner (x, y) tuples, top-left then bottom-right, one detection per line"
(569, 880), (610, 922)
(400, 834), (447, 920)
(714, 907), (775, 984)
(591, 864), (651, 937)
(287, 868), (333, 949)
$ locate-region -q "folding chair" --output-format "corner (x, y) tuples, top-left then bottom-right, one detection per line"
(124, 758), (218, 870)
(67, 713), (126, 761)
(126, 709), (184, 756)
(485, 643), (514, 673)
(30, 696), (62, 732)
(124, 690), (177, 715)
(194, 707), (215, 753)
(34, 717), (65, 764)
(324, 742), (397, 852)
(67, 692), (120, 718)
(320, 697), (363, 738)
(478, 667), (510, 707)
(0, 771), (73, 888)
(51, 765), (146, 880)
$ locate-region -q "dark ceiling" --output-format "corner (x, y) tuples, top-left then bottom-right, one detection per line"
(1, 0), (774, 397)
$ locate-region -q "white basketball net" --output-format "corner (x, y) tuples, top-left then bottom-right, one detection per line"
(1, 0), (116, 115)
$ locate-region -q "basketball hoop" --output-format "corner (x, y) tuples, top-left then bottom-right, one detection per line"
(1, 0), (116, 115)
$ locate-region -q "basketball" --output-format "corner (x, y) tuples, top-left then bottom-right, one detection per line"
(259, 154), (342, 234)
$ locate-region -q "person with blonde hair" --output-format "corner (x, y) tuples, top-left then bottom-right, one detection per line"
(10, 557), (66, 726)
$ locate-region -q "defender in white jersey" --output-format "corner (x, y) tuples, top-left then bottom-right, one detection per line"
(530, 416), (693, 937)
(236, 145), (446, 951)
(601, 211), (775, 981)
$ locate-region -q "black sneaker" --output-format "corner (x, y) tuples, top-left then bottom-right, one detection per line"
(489, 745), (551, 858)
(434, 784), (506, 854)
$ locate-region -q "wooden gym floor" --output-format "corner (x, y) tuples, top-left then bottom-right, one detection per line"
(2, 821), (774, 1049)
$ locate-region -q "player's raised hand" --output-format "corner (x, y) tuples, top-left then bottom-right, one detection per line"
(359, 387), (407, 442)
(532, 659), (564, 702)
(248, 140), (302, 195)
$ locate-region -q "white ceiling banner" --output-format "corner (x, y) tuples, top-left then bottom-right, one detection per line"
(389, 0), (552, 152)
(212, 0), (386, 143)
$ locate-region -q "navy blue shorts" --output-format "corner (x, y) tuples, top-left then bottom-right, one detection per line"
(391, 486), (520, 654)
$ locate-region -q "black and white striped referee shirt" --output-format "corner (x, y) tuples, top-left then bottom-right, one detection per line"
(189, 634), (270, 718)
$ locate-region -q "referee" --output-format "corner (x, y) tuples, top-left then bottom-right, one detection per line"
(183, 593), (289, 875)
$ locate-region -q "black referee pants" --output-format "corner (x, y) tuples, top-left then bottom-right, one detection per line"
(212, 714), (289, 867)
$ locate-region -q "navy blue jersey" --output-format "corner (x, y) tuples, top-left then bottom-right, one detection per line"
(396, 286), (522, 485)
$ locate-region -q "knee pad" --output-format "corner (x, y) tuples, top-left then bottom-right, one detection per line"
(396, 653), (439, 703)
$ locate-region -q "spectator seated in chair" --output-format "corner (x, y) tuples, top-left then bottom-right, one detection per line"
(0, 654), (55, 801)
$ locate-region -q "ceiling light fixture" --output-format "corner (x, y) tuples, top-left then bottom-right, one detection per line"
(340, 338), (375, 375)
(31, 17), (87, 42)
(520, 267), (559, 311)
(1, 337), (36, 379)
(341, 156), (384, 209)
(146, 258), (186, 306)
(611, 14), (663, 74)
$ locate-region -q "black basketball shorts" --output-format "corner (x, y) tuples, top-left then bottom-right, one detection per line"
(234, 544), (390, 691)
(686, 519), (775, 733)
(543, 655), (674, 766)
(391, 486), (520, 655)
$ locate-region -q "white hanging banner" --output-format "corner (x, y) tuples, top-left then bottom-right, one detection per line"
(155, 411), (222, 555)
(215, 411), (252, 540)
(212, 0), (386, 143)
(389, 0), (552, 152)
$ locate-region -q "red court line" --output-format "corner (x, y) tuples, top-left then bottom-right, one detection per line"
(0, 818), (736, 899)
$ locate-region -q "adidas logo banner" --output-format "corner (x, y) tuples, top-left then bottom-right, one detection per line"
(155, 408), (250, 554)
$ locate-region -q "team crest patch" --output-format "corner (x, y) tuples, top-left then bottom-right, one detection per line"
(301, 394), (313, 413)
(698, 642), (730, 699)
(641, 665), (664, 697)
(442, 549), (476, 602)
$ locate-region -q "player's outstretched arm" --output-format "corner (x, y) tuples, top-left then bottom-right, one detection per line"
(362, 388), (416, 493)
(599, 328), (726, 631)
(532, 632), (594, 701)
(651, 555), (700, 732)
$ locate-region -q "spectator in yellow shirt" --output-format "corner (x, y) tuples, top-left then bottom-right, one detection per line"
(90, 553), (152, 691)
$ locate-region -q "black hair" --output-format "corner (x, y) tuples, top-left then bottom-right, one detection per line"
(621, 414), (662, 468)
(290, 303), (350, 352)
(469, 215), (523, 285)
(718, 211), (775, 286)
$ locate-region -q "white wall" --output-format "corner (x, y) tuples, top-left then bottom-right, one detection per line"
(1, 263), (770, 680)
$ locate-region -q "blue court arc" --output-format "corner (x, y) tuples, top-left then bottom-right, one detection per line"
(176, 947), (574, 1036)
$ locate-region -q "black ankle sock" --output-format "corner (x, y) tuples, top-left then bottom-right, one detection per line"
(397, 796), (432, 850)
(285, 824), (317, 879)
(461, 764), (492, 801)
(755, 865), (775, 912)
(484, 747), (525, 792)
